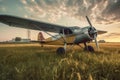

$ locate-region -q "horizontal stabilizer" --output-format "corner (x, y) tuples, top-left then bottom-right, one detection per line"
(97, 30), (107, 35)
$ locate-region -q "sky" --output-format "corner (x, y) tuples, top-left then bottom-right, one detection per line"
(0, 0), (120, 42)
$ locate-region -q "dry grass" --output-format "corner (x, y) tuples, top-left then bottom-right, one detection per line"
(0, 43), (120, 80)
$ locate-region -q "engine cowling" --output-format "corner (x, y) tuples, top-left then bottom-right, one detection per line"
(74, 33), (91, 44)
(74, 27), (97, 44)
(88, 27), (97, 39)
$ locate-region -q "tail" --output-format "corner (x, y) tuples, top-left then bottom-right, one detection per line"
(38, 32), (45, 42)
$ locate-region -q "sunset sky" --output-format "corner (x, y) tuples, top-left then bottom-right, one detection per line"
(0, 0), (120, 42)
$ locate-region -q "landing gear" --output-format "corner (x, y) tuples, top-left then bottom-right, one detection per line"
(56, 47), (65, 55)
(84, 43), (94, 52)
(84, 46), (94, 52)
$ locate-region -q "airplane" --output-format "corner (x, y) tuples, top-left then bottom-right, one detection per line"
(0, 15), (107, 54)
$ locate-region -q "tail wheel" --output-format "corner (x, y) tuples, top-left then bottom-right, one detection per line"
(56, 47), (65, 55)
(84, 46), (94, 52)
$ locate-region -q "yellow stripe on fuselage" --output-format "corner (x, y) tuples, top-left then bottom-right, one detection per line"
(44, 35), (76, 45)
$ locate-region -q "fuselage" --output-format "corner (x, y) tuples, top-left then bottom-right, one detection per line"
(44, 26), (96, 45)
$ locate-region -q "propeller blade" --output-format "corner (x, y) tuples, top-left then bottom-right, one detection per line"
(86, 16), (93, 27)
(94, 35), (99, 50)
(86, 16), (99, 50)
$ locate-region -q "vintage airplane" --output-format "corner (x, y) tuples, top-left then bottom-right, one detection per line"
(0, 15), (107, 54)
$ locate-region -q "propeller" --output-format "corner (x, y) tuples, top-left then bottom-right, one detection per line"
(86, 16), (99, 49)
(86, 16), (93, 27)
(94, 34), (99, 49)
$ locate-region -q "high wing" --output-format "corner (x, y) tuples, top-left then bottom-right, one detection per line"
(0, 15), (68, 33)
(0, 15), (107, 35)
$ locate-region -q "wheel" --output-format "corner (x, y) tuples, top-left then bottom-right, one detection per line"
(84, 46), (94, 52)
(56, 47), (65, 55)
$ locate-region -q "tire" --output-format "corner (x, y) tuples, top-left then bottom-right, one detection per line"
(56, 47), (65, 55)
(84, 46), (95, 52)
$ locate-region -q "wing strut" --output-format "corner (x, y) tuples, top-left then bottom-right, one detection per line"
(31, 23), (68, 49)
(30, 23), (59, 39)
(59, 29), (68, 53)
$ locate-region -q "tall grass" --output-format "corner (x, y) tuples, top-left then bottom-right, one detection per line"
(0, 43), (120, 80)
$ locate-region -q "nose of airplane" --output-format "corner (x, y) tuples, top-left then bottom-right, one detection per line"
(88, 27), (97, 39)
(86, 16), (99, 49)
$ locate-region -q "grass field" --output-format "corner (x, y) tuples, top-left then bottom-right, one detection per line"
(0, 43), (120, 80)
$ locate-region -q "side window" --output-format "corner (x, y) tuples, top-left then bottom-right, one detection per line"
(59, 29), (72, 35)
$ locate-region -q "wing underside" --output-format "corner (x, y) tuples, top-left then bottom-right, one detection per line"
(0, 15), (107, 35)
(0, 15), (68, 33)
(32, 34), (76, 45)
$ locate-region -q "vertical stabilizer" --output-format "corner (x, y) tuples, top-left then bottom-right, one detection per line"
(38, 32), (45, 42)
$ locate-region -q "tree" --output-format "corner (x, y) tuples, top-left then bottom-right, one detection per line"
(15, 37), (21, 42)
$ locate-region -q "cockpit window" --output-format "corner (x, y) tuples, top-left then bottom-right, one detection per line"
(59, 28), (73, 35)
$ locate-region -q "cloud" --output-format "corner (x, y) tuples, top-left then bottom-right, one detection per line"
(103, 33), (120, 38)
(0, 6), (6, 12)
(21, 0), (120, 24)
(0, 0), (3, 2)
